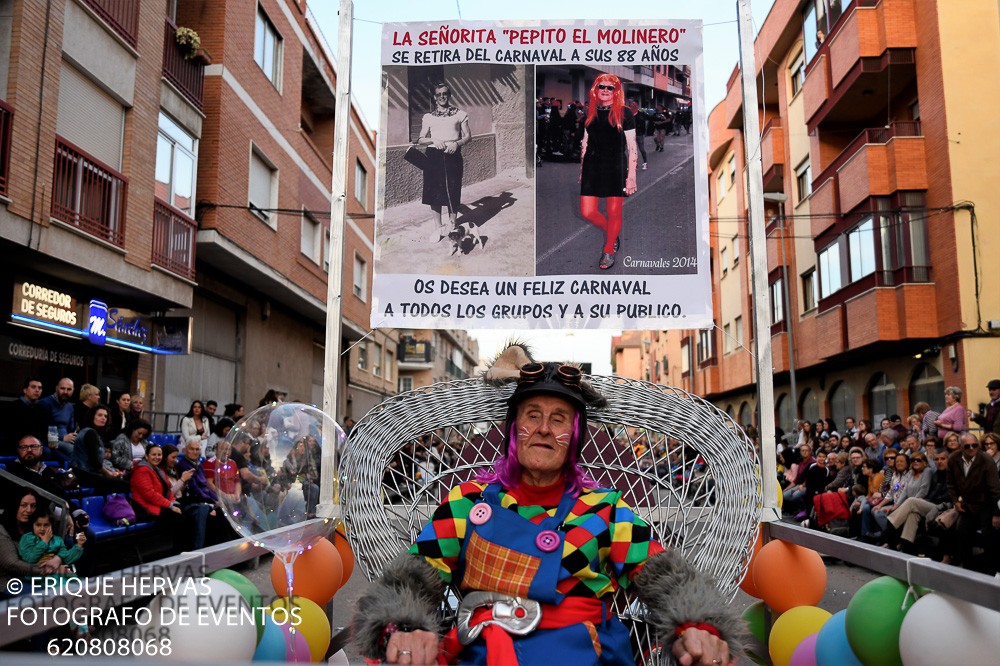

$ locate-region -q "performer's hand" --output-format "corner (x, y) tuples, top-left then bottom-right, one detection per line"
(672, 627), (730, 666)
(443, 141), (457, 154)
(625, 177), (637, 195)
(386, 629), (440, 665)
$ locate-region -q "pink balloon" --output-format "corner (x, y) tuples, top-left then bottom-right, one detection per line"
(282, 623), (312, 663)
(789, 632), (819, 666)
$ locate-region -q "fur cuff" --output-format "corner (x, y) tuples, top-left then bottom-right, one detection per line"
(352, 554), (446, 660)
(633, 551), (746, 657)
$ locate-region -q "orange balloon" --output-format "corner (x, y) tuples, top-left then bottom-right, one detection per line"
(333, 527), (355, 584)
(270, 538), (344, 606)
(752, 540), (826, 614)
(739, 529), (764, 598)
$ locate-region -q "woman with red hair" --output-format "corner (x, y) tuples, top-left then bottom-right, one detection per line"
(579, 73), (638, 270)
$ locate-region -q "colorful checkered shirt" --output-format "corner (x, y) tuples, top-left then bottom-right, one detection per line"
(409, 481), (665, 599)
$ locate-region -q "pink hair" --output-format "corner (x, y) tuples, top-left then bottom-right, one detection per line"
(476, 414), (599, 496)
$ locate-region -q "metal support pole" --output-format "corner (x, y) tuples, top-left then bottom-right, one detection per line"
(764, 191), (796, 425)
(317, 0), (354, 520)
(736, 0), (780, 522)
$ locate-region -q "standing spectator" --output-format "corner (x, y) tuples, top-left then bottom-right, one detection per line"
(906, 414), (924, 442)
(651, 105), (668, 151)
(889, 414), (909, 441)
(935, 386), (968, 439)
(854, 418), (873, 448)
(969, 379), (1000, 435)
(72, 384), (100, 434)
(343, 417), (356, 437)
(37, 377), (77, 465)
(204, 400), (218, 433)
(180, 400), (210, 445)
(943, 433), (1000, 569)
(107, 391), (132, 441)
(628, 100), (648, 170)
(913, 402), (939, 440)
(4, 377), (47, 455)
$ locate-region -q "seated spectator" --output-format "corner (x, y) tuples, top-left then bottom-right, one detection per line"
(163, 440), (220, 550)
(3, 376), (47, 456)
(871, 452), (931, 538)
(37, 377), (77, 466)
(129, 394), (144, 422)
(850, 457), (887, 538)
(223, 403), (244, 420)
(129, 444), (185, 546)
(160, 444), (194, 498)
(18, 510), (86, 580)
(861, 432), (885, 464)
(180, 401), (210, 446)
(107, 392), (133, 441)
(208, 439), (241, 503)
(1, 490), (59, 593)
(110, 419), (152, 474)
(983, 432), (1000, 471)
(72, 384), (101, 436)
(885, 450), (951, 553)
(206, 417), (234, 459)
(907, 414), (924, 443)
(782, 444), (816, 515)
(924, 436), (941, 469)
(71, 404), (128, 493)
(279, 437), (320, 518)
(800, 451), (834, 521)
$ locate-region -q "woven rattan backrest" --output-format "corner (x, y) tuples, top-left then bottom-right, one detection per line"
(341, 376), (761, 659)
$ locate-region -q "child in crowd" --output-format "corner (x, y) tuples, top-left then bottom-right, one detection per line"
(18, 511), (86, 578)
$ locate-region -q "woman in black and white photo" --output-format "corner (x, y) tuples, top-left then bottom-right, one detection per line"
(415, 82), (480, 248)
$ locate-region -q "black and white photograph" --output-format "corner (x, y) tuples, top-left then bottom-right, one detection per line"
(375, 64), (534, 277)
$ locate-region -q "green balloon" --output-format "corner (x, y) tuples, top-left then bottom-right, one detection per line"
(742, 600), (767, 645)
(844, 576), (915, 666)
(209, 569), (265, 642)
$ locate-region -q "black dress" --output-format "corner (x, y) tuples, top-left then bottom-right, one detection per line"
(580, 107), (635, 198)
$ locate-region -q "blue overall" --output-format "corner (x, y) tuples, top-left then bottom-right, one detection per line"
(454, 483), (634, 666)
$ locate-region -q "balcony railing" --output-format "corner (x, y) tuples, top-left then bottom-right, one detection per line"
(81, 0), (138, 48)
(0, 100), (12, 198)
(163, 20), (205, 110)
(812, 120), (921, 191)
(51, 137), (127, 247)
(153, 199), (197, 281)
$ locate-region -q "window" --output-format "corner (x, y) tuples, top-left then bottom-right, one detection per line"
(867, 372), (897, 427)
(828, 381), (857, 433)
(818, 241), (842, 299)
(720, 247), (728, 276)
(732, 234), (740, 265)
(357, 343), (368, 371)
(910, 99), (920, 122)
(323, 229), (330, 272)
(734, 316), (743, 346)
(795, 159), (812, 202)
(385, 349), (394, 382)
(249, 147), (277, 225)
(801, 269), (818, 312)
(354, 160), (368, 209)
(909, 364), (944, 412)
(716, 170), (726, 202)
(697, 329), (713, 363)
(155, 113), (197, 216)
(728, 154), (737, 186)
(254, 6), (282, 87)
(681, 340), (690, 374)
(770, 278), (785, 325)
(301, 210), (321, 264)
(802, 1), (819, 63)
(723, 323), (732, 354)
(372, 342), (382, 377)
(399, 376), (413, 393)
(800, 388), (819, 423)
(847, 217), (876, 282)
(789, 52), (805, 96)
(353, 254), (367, 301)
(776, 393), (794, 433)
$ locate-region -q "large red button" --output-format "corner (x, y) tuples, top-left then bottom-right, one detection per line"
(469, 502), (492, 525)
(535, 530), (560, 552)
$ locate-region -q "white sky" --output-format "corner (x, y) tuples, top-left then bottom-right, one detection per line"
(309, 1), (776, 374)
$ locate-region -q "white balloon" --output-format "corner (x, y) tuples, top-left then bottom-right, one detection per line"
(328, 649), (351, 664)
(898, 592), (1000, 666)
(148, 578), (258, 662)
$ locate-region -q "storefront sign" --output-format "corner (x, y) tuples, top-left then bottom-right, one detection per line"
(106, 308), (152, 346)
(4, 340), (86, 367)
(88, 300), (108, 346)
(12, 282), (82, 329)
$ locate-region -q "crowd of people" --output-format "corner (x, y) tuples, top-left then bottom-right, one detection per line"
(0, 377), (257, 592)
(775, 382), (1000, 574)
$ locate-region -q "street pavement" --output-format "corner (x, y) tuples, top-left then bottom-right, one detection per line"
(536, 131), (699, 277)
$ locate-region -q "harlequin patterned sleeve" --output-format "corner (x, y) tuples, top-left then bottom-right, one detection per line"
(408, 481), (485, 582)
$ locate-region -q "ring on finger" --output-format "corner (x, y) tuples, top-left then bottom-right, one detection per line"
(399, 650), (412, 656)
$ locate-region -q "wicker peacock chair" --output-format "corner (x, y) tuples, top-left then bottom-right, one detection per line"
(341, 375), (762, 664)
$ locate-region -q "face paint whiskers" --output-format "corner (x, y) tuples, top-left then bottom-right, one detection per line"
(554, 433), (571, 448)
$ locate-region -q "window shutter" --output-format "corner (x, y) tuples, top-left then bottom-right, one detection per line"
(56, 63), (124, 169)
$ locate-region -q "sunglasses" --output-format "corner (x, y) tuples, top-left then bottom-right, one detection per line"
(596, 84), (616, 91)
(912, 457), (926, 462)
(962, 443), (979, 450)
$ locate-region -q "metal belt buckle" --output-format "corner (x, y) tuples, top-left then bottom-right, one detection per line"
(456, 591), (542, 645)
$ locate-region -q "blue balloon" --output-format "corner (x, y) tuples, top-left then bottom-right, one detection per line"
(253, 614), (286, 662)
(816, 610), (862, 666)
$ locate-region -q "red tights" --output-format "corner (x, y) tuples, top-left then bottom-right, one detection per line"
(580, 196), (622, 253)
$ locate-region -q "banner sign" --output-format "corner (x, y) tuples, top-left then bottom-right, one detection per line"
(372, 19), (710, 330)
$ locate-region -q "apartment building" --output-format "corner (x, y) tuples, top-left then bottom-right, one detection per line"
(397, 328), (479, 394)
(0, 0), (388, 421)
(651, 0), (1000, 431)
